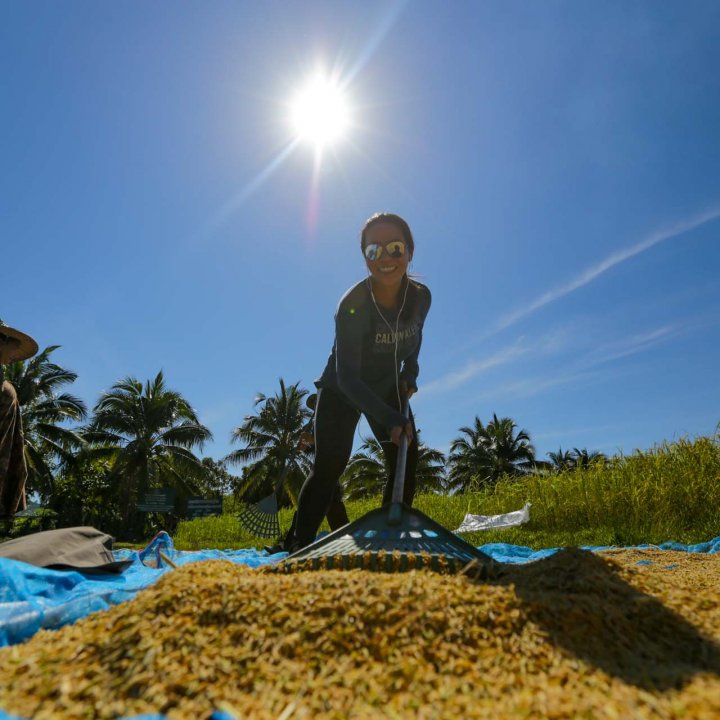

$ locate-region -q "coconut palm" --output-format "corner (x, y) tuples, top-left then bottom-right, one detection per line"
(341, 433), (447, 501)
(2, 345), (87, 501)
(448, 414), (535, 491)
(224, 379), (312, 505)
(341, 437), (386, 501)
(447, 417), (494, 493)
(85, 371), (212, 521)
(480, 413), (536, 482)
(415, 439), (447, 494)
(570, 447), (607, 469)
(547, 447), (575, 472)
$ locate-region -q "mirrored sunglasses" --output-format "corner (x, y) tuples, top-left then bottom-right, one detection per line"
(363, 240), (406, 261)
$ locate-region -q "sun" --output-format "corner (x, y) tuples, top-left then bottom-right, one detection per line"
(290, 73), (350, 149)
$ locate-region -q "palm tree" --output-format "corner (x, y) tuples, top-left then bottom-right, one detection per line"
(570, 447), (607, 469)
(415, 437), (447, 494)
(447, 417), (494, 493)
(341, 437), (385, 501)
(448, 414), (535, 491)
(341, 433), (447, 501)
(2, 345), (87, 501)
(480, 413), (536, 483)
(85, 371), (212, 522)
(223, 379), (312, 505)
(547, 447), (575, 472)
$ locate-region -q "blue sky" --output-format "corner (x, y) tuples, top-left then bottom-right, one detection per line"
(3, 1), (720, 466)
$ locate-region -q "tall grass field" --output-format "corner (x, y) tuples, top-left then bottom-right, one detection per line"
(173, 433), (720, 551)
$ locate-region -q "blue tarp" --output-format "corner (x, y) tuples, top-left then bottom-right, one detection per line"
(475, 535), (720, 564)
(1, 532), (719, 720)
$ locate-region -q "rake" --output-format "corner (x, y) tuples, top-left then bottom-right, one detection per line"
(237, 457), (295, 538)
(276, 399), (496, 576)
(238, 394), (317, 539)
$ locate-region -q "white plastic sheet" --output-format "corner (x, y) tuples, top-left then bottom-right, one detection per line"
(454, 502), (531, 533)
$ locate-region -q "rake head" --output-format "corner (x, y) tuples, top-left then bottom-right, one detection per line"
(269, 398), (497, 576)
(237, 492), (280, 538)
(272, 503), (496, 578)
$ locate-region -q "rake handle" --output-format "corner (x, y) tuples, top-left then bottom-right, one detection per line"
(272, 446), (300, 497)
(388, 397), (410, 525)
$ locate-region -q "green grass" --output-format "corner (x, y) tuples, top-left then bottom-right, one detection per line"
(172, 433), (720, 551)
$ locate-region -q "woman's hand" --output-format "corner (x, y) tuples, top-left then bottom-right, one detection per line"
(390, 421), (414, 447)
(297, 431), (314, 451)
(392, 381), (416, 445)
(399, 380), (416, 400)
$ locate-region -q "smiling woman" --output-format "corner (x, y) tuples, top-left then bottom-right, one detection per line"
(290, 72), (350, 149)
(281, 213), (432, 554)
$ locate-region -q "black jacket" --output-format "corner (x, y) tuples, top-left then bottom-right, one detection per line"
(316, 276), (431, 431)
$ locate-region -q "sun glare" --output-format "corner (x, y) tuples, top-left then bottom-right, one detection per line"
(290, 74), (350, 149)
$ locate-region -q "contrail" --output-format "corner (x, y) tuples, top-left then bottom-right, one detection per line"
(587, 325), (678, 365)
(421, 329), (570, 395)
(421, 342), (528, 394)
(495, 206), (720, 331)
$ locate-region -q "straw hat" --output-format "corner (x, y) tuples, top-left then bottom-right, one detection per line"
(0, 323), (39, 363)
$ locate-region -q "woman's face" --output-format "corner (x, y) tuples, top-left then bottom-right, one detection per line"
(363, 221), (412, 289)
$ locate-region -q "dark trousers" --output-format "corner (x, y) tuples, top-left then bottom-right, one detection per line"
(281, 482), (348, 551)
(293, 387), (418, 548)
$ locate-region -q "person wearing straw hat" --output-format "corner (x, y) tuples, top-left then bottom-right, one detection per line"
(288, 213), (431, 552)
(0, 322), (39, 521)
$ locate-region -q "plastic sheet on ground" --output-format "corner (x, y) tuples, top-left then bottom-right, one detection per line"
(454, 502), (532, 533)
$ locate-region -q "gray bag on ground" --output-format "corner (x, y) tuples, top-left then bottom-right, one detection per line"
(0, 526), (132, 573)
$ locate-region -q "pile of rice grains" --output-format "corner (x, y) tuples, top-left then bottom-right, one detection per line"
(1, 547), (719, 719)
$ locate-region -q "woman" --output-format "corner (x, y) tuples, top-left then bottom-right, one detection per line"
(289, 213), (431, 551)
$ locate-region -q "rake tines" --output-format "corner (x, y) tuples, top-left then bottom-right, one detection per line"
(237, 452), (301, 538)
(237, 492), (281, 538)
(277, 503), (496, 576)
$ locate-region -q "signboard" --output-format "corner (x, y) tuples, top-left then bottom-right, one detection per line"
(137, 488), (176, 513)
(186, 497), (223, 520)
